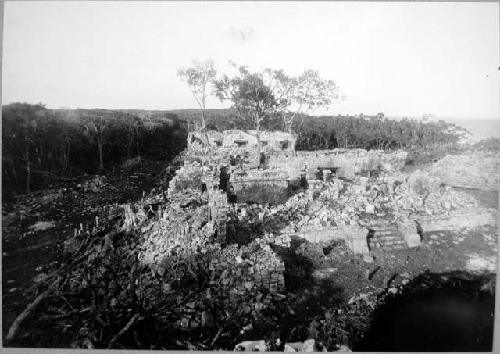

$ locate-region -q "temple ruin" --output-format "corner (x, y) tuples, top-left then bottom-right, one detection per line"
(169, 129), (429, 259)
(129, 129), (498, 332)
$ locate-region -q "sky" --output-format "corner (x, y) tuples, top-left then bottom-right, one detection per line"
(2, 1), (499, 119)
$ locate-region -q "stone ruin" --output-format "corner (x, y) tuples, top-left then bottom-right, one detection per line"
(125, 129), (498, 331)
(105, 128), (500, 335)
(166, 129), (498, 268)
(188, 129), (297, 154)
(168, 129), (421, 257)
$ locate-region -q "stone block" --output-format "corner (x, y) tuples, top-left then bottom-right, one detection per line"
(365, 204), (375, 214)
(404, 233), (421, 248)
(362, 253), (374, 263)
(349, 237), (370, 254)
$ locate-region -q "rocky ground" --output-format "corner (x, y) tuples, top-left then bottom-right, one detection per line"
(1, 153), (498, 351)
(2, 158), (171, 345)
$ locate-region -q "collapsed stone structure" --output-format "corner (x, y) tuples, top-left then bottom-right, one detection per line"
(165, 129), (499, 268)
(429, 153), (500, 191)
(129, 129), (498, 331)
(188, 130), (296, 153)
(168, 129), (421, 258)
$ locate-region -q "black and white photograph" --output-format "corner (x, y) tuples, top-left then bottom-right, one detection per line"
(1, 0), (499, 351)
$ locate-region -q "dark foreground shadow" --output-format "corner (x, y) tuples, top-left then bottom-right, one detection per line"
(354, 271), (495, 352)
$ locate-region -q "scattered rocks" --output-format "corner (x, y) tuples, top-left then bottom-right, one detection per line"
(81, 175), (106, 193)
(466, 253), (497, 272)
(235, 340), (267, 351)
(430, 153), (500, 190)
(284, 339), (316, 352)
(312, 268), (338, 281)
(29, 221), (55, 232)
(10, 133), (497, 351)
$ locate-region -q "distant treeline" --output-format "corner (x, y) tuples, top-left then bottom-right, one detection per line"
(2, 103), (187, 198)
(2, 104), (468, 198)
(292, 114), (466, 151)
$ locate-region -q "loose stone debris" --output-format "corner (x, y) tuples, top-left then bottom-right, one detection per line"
(80, 175), (107, 193)
(4, 129), (498, 350)
(429, 153), (500, 191)
(466, 254), (497, 272)
(111, 130), (497, 344)
(29, 221), (56, 232)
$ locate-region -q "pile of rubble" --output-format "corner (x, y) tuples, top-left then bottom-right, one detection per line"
(120, 156), (142, 168)
(169, 239), (287, 333)
(422, 188), (480, 216)
(80, 175), (107, 193)
(430, 153), (500, 190)
(261, 232), (292, 248)
(120, 191), (290, 333)
(266, 171), (483, 244)
(138, 204), (217, 277)
(209, 240), (286, 308)
(18, 129), (497, 350)
(167, 163), (205, 197)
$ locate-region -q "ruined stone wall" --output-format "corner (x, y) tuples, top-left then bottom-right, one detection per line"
(167, 164), (206, 197)
(268, 154), (307, 181)
(222, 130), (296, 154)
(209, 240), (286, 295)
(230, 169), (289, 205)
(269, 149), (408, 181)
(414, 211), (498, 232)
(260, 131), (297, 153)
(207, 189), (229, 243)
(289, 225), (364, 243)
(186, 146), (259, 170)
(222, 130), (259, 147)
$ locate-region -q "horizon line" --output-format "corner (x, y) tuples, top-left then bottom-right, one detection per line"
(2, 102), (499, 121)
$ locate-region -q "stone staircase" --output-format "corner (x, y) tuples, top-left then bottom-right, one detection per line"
(368, 225), (408, 251)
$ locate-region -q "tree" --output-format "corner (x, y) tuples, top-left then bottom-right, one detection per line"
(177, 59), (217, 130)
(264, 68), (340, 133)
(262, 68), (296, 132)
(214, 65), (277, 152)
(83, 114), (109, 171)
(2, 103), (46, 193)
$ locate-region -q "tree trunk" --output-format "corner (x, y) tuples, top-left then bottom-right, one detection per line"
(127, 134), (133, 158)
(200, 107), (211, 146)
(97, 138), (104, 170)
(65, 141), (71, 171)
(25, 141), (30, 194)
(255, 117), (261, 159)
(201, 109), (206, 130)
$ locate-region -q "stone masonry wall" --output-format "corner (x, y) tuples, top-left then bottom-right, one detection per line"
(414, 211), (498, 232)
(269, 149), (408, 182)
(230, 169), (290, 205)
(167, 164), (206, 197)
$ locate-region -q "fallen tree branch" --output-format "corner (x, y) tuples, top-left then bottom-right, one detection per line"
(57, 295), (76, 311)
(28, 228), (118, 292)
(210, 326), (224, 347)
(40, 306), (92, 320)
(107, 313), (142, 349)
(4, 289), (53, 345)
